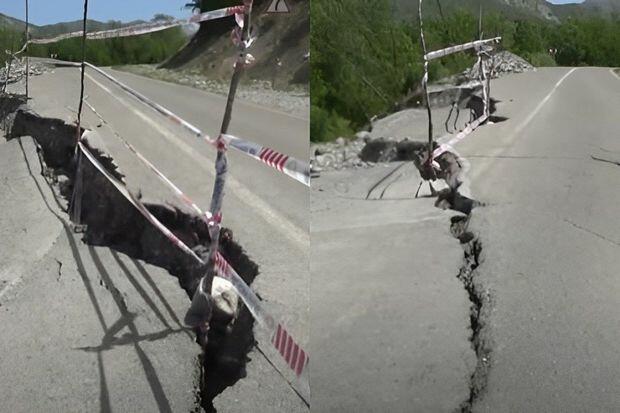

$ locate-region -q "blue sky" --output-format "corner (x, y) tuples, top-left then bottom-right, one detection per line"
(0, 0), (192, 25)
(0, 0), (587, 25)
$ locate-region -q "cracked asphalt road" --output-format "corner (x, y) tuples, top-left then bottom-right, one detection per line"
(0, 137), (200, 412)
(459, 67), (620, 411)
(2, 62), (308, 411)
(311, 166), (475, 412)
(311, 67), (620, 412)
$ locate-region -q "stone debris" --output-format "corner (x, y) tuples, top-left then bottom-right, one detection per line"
(312, 135), (429, 172)
(311, 135), (373, 172)
(312, 50), (529, 174)
(464, 50), (535, 80)
(0, 58), (52, 86)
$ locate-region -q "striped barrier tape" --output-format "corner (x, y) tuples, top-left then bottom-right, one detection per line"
(35, 59), (309, 186)
(424, 37), (501, 61)
(80, 62), (310, 186)
(77, 138), (204, 262)
(76, 134), (309, 396)
(84, 62), (204, 137)
(433, 114), (488, 159)
(29, 6), (245, 45)
(86, 86), (311, 397)
(272, 322), (310, 377)
(82, 99), (204, 213)
(224, 134), (310, 186)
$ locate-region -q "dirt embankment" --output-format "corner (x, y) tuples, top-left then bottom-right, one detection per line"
(162, 0), (308, 89)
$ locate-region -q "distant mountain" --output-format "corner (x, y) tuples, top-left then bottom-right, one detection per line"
(395, 0), (620, 22)
(34, 19), (147, 38)
(581, 0), (620, 13)
(0, 12), (27, 31)
(0, 12), (147, 39)
(551, 0), (620, 18)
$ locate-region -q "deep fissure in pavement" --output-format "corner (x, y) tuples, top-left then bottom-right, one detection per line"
(450, 215), (491, 413)
(1, 95), (257, 412)
(429, 141), (491, 411)
(400, 132), (492, 411)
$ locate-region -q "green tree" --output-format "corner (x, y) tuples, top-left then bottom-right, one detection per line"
(311, 2), (620, 142)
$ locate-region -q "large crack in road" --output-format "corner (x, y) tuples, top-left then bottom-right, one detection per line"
(1, 94), (258, 411)
(385, 134), (493, 412)
(433, 146), (492, 413)
(450, 215), (490, 413)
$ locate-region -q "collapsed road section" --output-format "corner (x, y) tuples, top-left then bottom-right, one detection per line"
(0, 94), (262, 410)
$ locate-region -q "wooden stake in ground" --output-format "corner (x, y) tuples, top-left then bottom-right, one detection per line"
(76, 0), (88, 143)
(186, 0), (254, 340)
(417, 0), (438, 197)
(25, 0), (29, 99)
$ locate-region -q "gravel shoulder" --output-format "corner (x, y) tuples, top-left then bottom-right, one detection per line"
(114, 64), (309, 119)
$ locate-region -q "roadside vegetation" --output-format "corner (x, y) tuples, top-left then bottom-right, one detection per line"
(0, 26), (25, 66)
(1, 18), (187, 68)
(311, 0), (620, 142)
(27, 27), (187, 66)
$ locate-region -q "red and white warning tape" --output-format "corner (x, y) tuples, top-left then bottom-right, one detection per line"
(424, 37), (501, 61)
(433, 114), (488, 158)
(77, 138), (203, 262)
(29, 6), (245, 45)
(77, 62), (310, 186)
(84, 62), (204, 138)
(83, 101), (310, 385)
(224, 135), (310, 186)
(76, 134), (309, 389)
(82, 99), (204, 214)
(272, 322), (310, 377)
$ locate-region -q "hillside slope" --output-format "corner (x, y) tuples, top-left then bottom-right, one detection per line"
(0, 13), (26, 31)
(162, 0), (309, 87)
(551, 0), (620, 18)
(0, 12), (147, 39)
(394, 0), (620, 22)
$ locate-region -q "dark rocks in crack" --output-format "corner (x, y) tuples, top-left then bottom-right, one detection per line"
(0, 94), (26, 131)
(449, 216), (491, 413)
(360, 139), (428, 164)
(436, 188), (482, 215)
(11, 109), (83, 170)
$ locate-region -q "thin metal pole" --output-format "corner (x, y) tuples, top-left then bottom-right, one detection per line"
(25, 0), (29, 99)
(486, 53), (493, 117)
(219, 12), (251, 135)
(3, 60), (12, 94)
(200, 0), (253, 309)
(76, 0), (88, 142)
(477, 3), (487, 118)
(418, 0), (434, 169)
(435, 0), (445, 21)
(478, 3), (482, 40)
(69, 0), (88, 227)
(478, 5), (491, 118)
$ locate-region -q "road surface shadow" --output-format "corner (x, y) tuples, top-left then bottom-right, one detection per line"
(4, 95), (260, 411)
